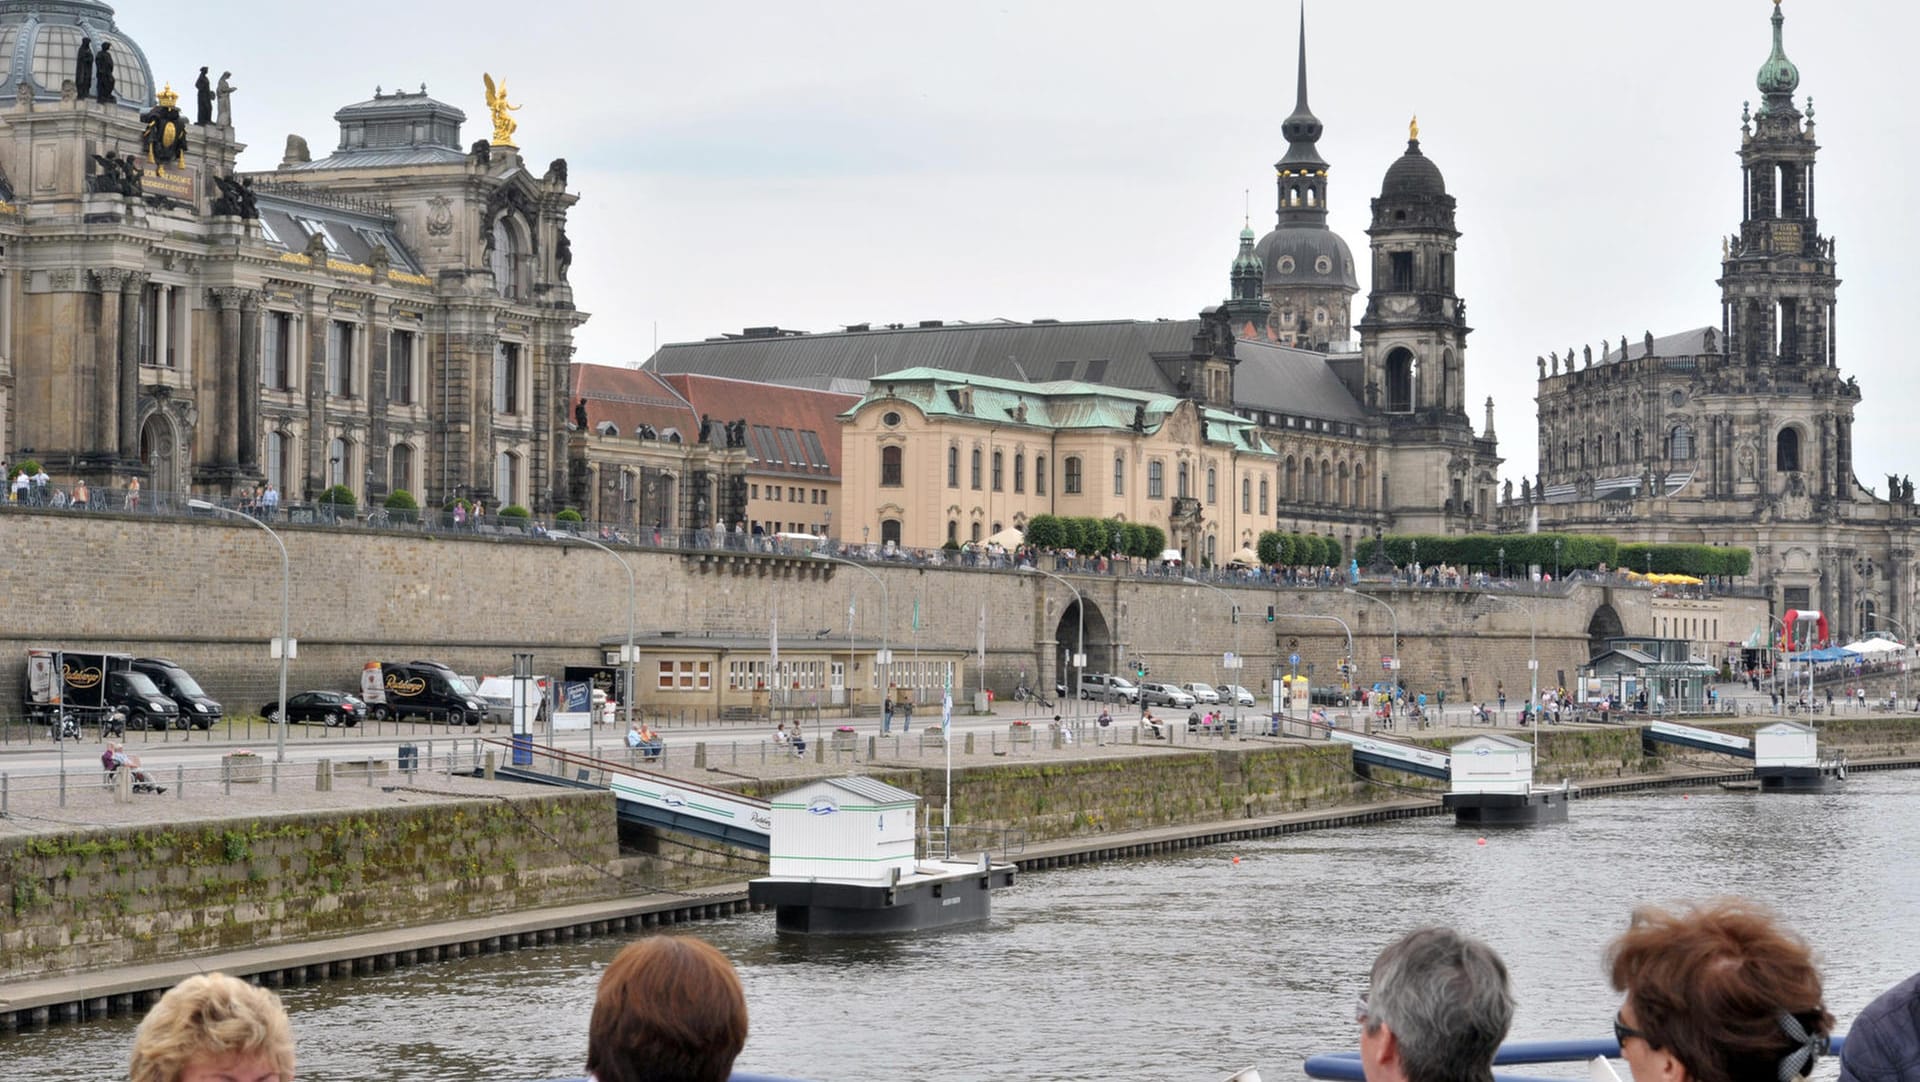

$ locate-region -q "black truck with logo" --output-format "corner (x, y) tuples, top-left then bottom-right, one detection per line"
(360, 660), (485, 725)
(25, 649), (184, 732)
(131, 657), (223, 729)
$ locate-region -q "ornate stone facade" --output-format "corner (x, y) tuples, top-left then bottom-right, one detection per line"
(1516, 2), (1910, 641)
(0, 2), (585, 512)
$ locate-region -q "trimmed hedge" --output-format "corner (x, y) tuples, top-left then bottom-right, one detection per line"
(1351, 533), (1751, 576)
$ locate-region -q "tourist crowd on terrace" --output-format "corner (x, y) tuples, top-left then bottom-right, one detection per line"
(6, 466), (1758, 597)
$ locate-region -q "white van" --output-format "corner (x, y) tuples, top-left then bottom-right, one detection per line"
(473, 675), (552, 725)
(770, 532), (829, 554)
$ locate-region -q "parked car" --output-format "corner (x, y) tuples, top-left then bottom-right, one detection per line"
(131, 657), (223, 730)
(261, 691), (364, 727)
(1216, 684), (1257, 707)
(1080, 673), (1141, 704)
(1181, 682), (1222, 705)
(1309, 686), (1355, 706)
(1140, 682), (1197, 708)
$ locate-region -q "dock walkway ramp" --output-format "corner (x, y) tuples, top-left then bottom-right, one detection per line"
(483, 739), (771, 852)
(1327, 728), (1452, 780)
(1642, 721), (1754, 759)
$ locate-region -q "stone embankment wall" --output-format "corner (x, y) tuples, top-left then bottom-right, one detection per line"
(0, 509), (1647, 718)
(0, 792), (621, 981)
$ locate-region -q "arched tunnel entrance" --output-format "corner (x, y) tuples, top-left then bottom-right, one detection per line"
(1588, 603), (1625, 655)
(1052, 598), (1114, 698)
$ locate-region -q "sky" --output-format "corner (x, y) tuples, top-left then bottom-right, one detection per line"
(123, 0), (1918, 485)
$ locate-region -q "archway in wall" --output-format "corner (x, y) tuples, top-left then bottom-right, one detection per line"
(139, 413), (177, 495)
(1587, 604), (1625, 655)
(1386, 348), (1416, 412)
(1053, 597), (1114, 697)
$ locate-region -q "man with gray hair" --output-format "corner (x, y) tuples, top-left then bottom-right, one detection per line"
(1358, 927), (1514, 1082)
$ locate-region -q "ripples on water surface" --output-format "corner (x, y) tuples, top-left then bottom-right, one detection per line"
(7, 774), (1920, 1081)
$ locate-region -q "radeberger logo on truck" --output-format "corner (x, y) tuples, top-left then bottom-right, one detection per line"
(385, 674), (427, 697)
(63, 664), (103, 690)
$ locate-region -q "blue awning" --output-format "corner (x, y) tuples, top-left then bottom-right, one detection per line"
(1784, 647), (1862, 662)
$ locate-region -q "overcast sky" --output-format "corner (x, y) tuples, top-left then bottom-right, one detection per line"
(133, 0), (1915, 485)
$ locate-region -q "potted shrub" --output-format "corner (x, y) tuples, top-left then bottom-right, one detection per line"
(319, 484), (356, 520)
(383, 488), (419, 524)
(556, 507), (583, 524)
(499, 504), (531, 522)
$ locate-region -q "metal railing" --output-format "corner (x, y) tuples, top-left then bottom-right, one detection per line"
(1304, 1035), (1847, 1082)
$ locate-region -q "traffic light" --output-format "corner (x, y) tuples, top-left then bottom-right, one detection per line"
(1135, 659), (1149, 678)
(1266, 605), (1276, 623)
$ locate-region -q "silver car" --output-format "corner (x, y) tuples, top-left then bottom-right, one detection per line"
(1215, 684), (1258, 707)
(1140, 682), (1197, 708)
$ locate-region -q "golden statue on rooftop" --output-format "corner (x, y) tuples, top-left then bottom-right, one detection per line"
(483, 73), (520, 148)
(1409, 115), (1419, 141)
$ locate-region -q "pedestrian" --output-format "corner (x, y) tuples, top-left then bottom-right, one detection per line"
(453, 501), (467, 529)
(8, 468), (25, 503)
(882, 696), (893, 735)
(900, 698), (912, 732)
(70, 477), (89, 510)
(125, 474), (141, 510)
(31, 465), (49, 505)
(1354, 927), (1512, 1082)
(129, 972), (295, 1082)
(261, 483), (280, 519)
(586, 936), (748, 1082)
(1838, 969), (1920, 1082)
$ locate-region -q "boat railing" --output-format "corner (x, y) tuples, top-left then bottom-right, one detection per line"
(1305, 1035), (1848, 1082)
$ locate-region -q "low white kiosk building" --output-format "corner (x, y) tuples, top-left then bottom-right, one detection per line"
(748, 776), (1014, 936)
(1753, 721), (1844, 791)
(1442, 734), (1574, 826)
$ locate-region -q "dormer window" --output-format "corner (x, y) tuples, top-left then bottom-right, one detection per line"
(296, 218), (343, 255)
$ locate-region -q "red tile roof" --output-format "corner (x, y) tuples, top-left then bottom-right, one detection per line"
(570, 364), (698, 440)
(660, 373), (859, 477)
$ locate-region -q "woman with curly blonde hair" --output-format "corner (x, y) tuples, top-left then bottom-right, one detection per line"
(129, 973), (294, 1082)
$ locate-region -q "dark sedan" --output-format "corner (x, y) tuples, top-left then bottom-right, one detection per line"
(261, 691), (364, 727)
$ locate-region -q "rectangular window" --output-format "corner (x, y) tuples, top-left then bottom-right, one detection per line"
(327, 321), (355, 397)
(750, 484), (758, 499)
(1114, 455), (1125, 496)
(801, 430), (830, 469)
(1064, 457), (1082, 495)
(494, 342), (521, 414)
(1391, 251), (1414, 292)
(1013, 455), (1024, 494)
(947, 446), (959, 488)
(1148, 461), (1164, 499)
(262, 313), (292, 390)
(1035, 456), (1046, 496)
(753, 425), (779, 463)
(970, 449), (982, 490)
(992, 451), (1004, 492)
(778, 429), (805, 467)
(388, 329), (415, 405)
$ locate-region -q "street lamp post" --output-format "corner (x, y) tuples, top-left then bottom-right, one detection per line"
(1272, 612), (1354, 729)
(1768, 613), (1790, 715)
(1022, 566), (1084, 735)
(557, 532), (634, 758)
(1183, 577), (1243, 732)
(1482, 593), (1537, 732)
(812, 554), (890, 721)
(1498, 546), (1505, 582)
(1879, 615), (1912, 708)
(1553, 538), (1562, 581)
(190, 499), (290, 764)
(1344, 588), (1399, 727)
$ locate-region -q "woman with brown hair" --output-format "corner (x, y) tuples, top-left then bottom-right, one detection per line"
(587, 936), (749, 1082)
(1607, 899), (1833, 1082)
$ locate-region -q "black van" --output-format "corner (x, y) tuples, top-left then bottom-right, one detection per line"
(131, 658), (223, 730)
(363, 661), (486, 725)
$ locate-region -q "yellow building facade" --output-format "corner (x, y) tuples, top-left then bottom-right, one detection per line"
(839, 368), (1278, 564)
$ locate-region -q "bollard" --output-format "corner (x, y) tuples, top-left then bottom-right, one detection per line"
(1051, 729), (1063, 750)
(483, 750), (496, 781)
(175, 764), (184, 799)
(964, 731), (974, 755)
(223, 757), (232, 796)
(731, 742), (737, 767)
(867, 735), (876, 760)
(270, 760), (279, 793)
(693, 743), (707, 769)
(814, 737), (823, 763)
(116, 765), (131, 803)
(316, 759), (333, 793)
(59, 763), (66, 807)
(1, 771), (7, 817)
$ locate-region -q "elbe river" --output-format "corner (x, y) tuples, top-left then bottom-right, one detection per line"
(8, 773), (1920, 1081)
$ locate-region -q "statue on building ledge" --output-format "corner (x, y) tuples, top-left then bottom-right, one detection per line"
(216, 71), (236, 127)
(88, 152), (142, 196)
(194, 66), (213, 125)
(75, 37), (93, 100)
(139, 85), (189, 172)
(211, 173), (258, 218)
(482, 73), (520, 148)
(94, 42), (116, 105)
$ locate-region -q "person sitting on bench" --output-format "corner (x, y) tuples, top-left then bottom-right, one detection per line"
(102, 741), (163, 794)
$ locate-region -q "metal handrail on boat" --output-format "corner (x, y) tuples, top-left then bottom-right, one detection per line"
(1305, 1035), (1848, 1082)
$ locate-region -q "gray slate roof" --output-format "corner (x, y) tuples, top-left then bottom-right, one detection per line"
(254, 192), (425, 275)
(1600, 327), (1718, 365)
(643, 318), (1365, 423)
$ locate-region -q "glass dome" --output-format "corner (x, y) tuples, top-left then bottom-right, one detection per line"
(0, 0), (157, 109)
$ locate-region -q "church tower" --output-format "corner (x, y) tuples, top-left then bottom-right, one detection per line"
(1358, 120), (1495, 533)
(1222, 222), (1272, 339)
(1253, 9), (1358, 351)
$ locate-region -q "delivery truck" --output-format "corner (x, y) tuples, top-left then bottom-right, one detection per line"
(25, 649), (184, 732)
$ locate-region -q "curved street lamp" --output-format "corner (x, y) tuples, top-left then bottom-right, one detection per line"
(1182, 577), (1243, 731)
(811, 553), (890, 718)
(1022, 566), (1084, 730)
(190, 499), (289, 764)
(1481, 593), (1537, 732)
(1343, 587), (1399, 726)
(555, 531), (634, 758)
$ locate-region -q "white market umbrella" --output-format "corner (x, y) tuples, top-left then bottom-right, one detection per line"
(987, 527), (1024, 548)
(1228, 547), (1259, 566)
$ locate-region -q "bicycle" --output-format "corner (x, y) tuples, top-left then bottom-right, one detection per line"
(1011, 674), (1053, 709)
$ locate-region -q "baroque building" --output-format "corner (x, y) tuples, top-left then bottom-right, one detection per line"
(641, 14), (1499, 558)
(0, 0), (584, 511)
(1518, 1), (1908, 639)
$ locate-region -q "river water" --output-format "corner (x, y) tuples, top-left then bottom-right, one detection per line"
(8, 773), (1920, 1082)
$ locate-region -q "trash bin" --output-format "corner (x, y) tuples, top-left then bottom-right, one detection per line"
(511, 732), (533, 767)
(398, 743), (418, 773)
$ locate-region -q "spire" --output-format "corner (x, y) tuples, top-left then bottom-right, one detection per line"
(1275, 3), (1330, 223)
(1756, 0), (1800, 110)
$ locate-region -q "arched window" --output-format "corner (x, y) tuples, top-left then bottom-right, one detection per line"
(496, 450), (520, 506)
(1337, 462), (1349, 506)
(1241, 476), (1251, 513)
(947, 445), (959, 488)
(1320, 460), (1332, 503)
(1013, 451), (1025, 494)
(1776, 428), (1801, 472)
(880, 445), (903, 487)
(1206, 466), (1217, 504)
(327, 437), (350, 489)
(1113, 454), (1126, 496)
(991, 450), (1004, 492)
(490, 217), (520, 300)
(970, 521), (982, 543)
(391, 443), (415, 494)
(1259, 477), (1269, 514)
(881, 520), (901, 545)
(1035, 455), (1047, 496)
(1386, 348), (1417, 412)
(1670, 424), (1696, 462)
(1063, 456), (1083, 495)
(970, 448), (982, 490)
(267, 431), (294, 496)
(947, 520), (958, 544)
(1177, 463), (1190, 499)
(1147, 460), (1164, 499)
(1283, 457), (1297, 501)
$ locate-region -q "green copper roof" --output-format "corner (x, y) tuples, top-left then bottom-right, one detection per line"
(846, 367), (1273, 455)
(1756, 1), (1800, 100)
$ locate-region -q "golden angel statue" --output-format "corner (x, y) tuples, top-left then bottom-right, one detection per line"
(483, 73), (520, 148)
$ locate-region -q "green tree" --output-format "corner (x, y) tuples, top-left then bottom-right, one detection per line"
(1257, 530), (1284, 566)
(1025, 514), (1066, 550)
(1140, 525), (1167, 559)
(320, 485), (356, 510)
(1119, 522), (1146, 559)
(383, 489), (418, 511)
